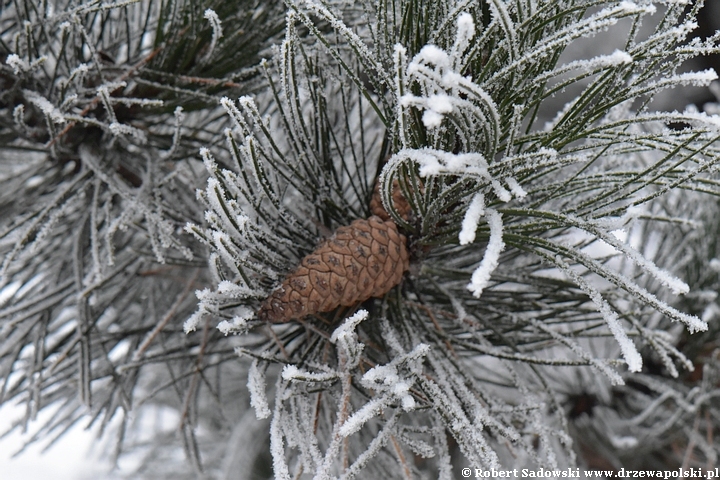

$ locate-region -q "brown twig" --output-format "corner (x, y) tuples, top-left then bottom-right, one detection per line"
(408, 301), (457, 358)
(390, 434), (414, 480)
(174, 74), (244, 89)
(265, 323), (290, 360)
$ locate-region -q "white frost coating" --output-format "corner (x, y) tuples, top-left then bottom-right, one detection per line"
(489, 0), (518, 59)
(451, 13), (475, 65)
(205, 176), (249, 239)
(217, 306), (254, 335)
(530, 317), (624, 384)
(680, 109), (720, 131)
(394, 44), (408, 61)
(467, 209), (505, 298)
(218, 280), (250, 297)
(299, 0), (386, 86)
(196, 288), (214, 302)
(13, 105), (25, 129)
(281, 364), (298, 380)
(219, 96), (244, 132)
(281, 365), (339, 382)
(23, 90), (65, 124)
(394, 148), (512, 201)
(217, 315), (250, 335)
(330, 309), (368, 343)
(200, 147), (217, 173)
(248, 360), (271, 419)
(237, 95), (263, 123)
(71, 63), (89, 75)
(401, 393), (416, 410)
(627, 248), (689, 295)
(362, 364), (399, 386)
(505, 177), (526, 198)
(459, 193), (485, 245)
(422, 94), (454, 127)
(670, 69), (718, 86)
(213, 230), (246, 278)
(571, 214), (690, 295)
(6, 54), (28, 74)
(610, 435), (638, 449)
(400, 16), (501, 155)
(204, 9), (223, 38)
(593, 206), (641, 231)
(203, 9), (223, 60)
(392, 380), (413, 406)
(109, 122), (147, 143)
(563, 50), (632, 74)
(556, 255), (643, 373)
(183, 306), (206, 333)
(490, 2), (655, 89)
(638, 71), (719, 102)
(627, 251), (689, 296)
(415, 44), (450, 69)
(601, 49), (633, 65)
(7, 54), (47, 74)
(394, 44), (409, 147)
(422, 110), (444, 128)
(427, 94), (454, 113)
(618, 1), (654, 14)
(339, 397), (389, 437)
(269, 389), (291, 480)
(710, 258), (720, 272)
(340, 343), (430, 436)
(456, 12), (474, 30)
(398, 94), (413, 107)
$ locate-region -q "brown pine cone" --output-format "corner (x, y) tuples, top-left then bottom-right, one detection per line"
(257, 216), (409, 323)
(369, 178), (414, 222)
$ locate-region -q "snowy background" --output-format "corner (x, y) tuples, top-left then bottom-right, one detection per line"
(0, 402), (112, 479)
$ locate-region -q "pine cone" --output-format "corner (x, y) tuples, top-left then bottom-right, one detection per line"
(370, 178), (414, 222)
(258, 216), (409, 323)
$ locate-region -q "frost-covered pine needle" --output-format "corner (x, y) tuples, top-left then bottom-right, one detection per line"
(248, 359), (272, 419)
(467, 209), (505, 297)
(459, 193), (485, 245)
(203, 9), (223, 61)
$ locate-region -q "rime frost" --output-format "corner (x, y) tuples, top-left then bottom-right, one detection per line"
(248, 360), (272, 419)
(459, 193), (485, 245)
(203, 9), (223, 60)
(467, 209), (505, 298)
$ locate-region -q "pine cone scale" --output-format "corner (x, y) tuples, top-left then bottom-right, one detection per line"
(330, 239), (349, 253)
(322, 252), (346, 276)
(383, 257), (398, 281)
(309, 270), (330, 294)
(303, 255), (330, 272)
